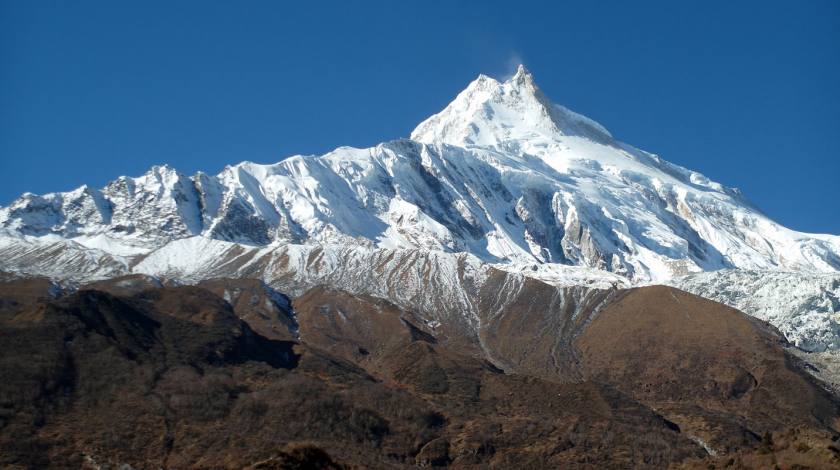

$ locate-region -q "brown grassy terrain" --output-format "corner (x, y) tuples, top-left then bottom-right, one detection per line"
(0, 276), (837, 468)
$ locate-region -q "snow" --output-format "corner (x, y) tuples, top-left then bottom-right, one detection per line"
(0, 230), (129, 281)
(73, 234), (154, 257)
(134, 236), (254, 278)
(411, 65), (612, 148)
(492, 262), (630, 290)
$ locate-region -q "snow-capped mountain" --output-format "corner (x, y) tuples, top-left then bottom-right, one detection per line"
(2, 65), (839, 351)
(3, 65), (837, 283)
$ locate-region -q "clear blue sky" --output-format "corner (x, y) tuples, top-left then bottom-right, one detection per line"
(1, 1), (838, 234)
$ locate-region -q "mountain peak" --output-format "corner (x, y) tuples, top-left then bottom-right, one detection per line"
(510, 64), (534, 87)
(411, 66), (612, 148)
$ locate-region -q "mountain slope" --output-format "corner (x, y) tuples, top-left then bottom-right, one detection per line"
(2, 276), (838, 468)
(0, 278), (707, 468)
(2, 66), (838, 284)
(3, 233), (836, 353)
(576, 285), (840, 454)
(667, 269), (840, 352)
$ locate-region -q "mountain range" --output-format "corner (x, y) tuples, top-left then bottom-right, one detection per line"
(2, 65), (839, 353)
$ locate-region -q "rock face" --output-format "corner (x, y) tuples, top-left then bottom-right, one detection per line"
(1, 276), (838, 469)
